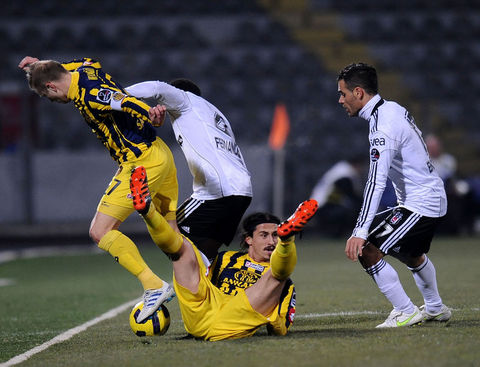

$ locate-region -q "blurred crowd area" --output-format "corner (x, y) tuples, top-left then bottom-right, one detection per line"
(0, 0), (479, 235)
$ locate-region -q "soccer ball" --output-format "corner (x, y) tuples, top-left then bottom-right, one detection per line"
(129, 301), (170, 337)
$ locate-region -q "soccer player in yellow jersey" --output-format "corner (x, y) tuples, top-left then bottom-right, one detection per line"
(130, 165), (318, 340)
(18, 56), (177, 322)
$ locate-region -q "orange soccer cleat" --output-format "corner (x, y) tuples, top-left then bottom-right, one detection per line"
(130, 166), (151, 215)
(277, 199), (318, 239)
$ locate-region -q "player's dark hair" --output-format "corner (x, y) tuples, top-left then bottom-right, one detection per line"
(26, 60), (68, 95)
(337, 62), (378, 95)
(169, 78), (201, 96)
(239, 212), (281, 251)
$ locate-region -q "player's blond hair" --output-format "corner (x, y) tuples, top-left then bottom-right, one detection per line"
(26, 60), (68, 95)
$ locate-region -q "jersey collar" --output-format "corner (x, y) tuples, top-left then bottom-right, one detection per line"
(358, 94), (382, 120)
(67, 71), (80, 101)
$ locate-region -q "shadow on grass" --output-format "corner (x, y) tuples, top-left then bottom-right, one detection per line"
(289, 327), (379, 339)
(294, 313), (382, 326)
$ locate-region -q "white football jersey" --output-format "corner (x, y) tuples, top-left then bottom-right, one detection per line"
(126, 81), (252, 200)
(352, 94), (447, 239)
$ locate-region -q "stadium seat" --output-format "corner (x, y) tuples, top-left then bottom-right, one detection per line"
(15, 25), (48, 54)
(46, 25), (80, 51)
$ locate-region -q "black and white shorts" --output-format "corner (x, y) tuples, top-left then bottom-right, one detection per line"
(176, 195), (252, 247)
(367, 207), (443, 257)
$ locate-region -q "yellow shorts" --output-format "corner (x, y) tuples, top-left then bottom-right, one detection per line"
(97, 137), (178, 222)
(174, 243), (281, 341)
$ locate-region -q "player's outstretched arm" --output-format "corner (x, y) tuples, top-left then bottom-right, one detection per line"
(18, 56), (40, 71)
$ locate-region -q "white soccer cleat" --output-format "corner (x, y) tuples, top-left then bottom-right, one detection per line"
(136, 283), (175, 323)
(420, 304), (452, 322)
(376, 305), (423, 328)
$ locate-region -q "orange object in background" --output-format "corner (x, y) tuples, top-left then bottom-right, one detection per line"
(268, 103), (290, 150)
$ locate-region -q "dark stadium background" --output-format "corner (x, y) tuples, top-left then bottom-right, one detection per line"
(1, 0), (479, 245)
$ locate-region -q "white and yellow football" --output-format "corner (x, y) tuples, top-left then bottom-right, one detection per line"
(129, 301), (170, 337)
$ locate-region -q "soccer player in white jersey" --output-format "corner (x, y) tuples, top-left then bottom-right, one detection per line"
(126, 79), (252, 261)
(337, 63), (451, 328)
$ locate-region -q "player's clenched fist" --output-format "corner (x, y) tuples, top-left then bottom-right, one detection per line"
(148, 104), (167, 127)
(18, 56), (40, 71)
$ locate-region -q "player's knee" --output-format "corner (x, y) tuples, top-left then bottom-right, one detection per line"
(89, 225), (109, 245)
(95, 229), (123, 252)
(400, 254), (425, 268)
(358, 243), (383, 268)
(89, 226), (100, 244)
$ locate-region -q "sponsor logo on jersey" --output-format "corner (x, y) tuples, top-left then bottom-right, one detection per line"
(219, 269), (260, 294)
(112, 92), (125, 101)
(370, 137), (385, 146)
(245, 260), (265, 272)
(370, 148), (380, 162)
(177, 135), (183, 146)
(214, 113), (230, 136)
(181, 225), (190, 233)
(97, 89), (113, 103)
(390, 211), (403, 225)
(234, 269), (259, 283)
(83, 67), (98, 80)
(215, 137), (241, 158)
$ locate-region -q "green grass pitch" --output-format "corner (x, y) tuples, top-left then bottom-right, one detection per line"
(1, 237), (479, 367)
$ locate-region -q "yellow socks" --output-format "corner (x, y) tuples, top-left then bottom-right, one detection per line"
(270, 236), (297, 280)
(142, 204), (183, 254)
(98, 229), (163, 290)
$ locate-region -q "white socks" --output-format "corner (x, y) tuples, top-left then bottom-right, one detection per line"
(408, 256), (443, 313)
(367, 259), (415, 314)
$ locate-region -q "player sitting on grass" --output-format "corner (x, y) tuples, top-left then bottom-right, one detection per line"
(130, 166), (318, 340)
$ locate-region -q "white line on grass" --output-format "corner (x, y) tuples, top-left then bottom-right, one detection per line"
(0, 278), (15, 287)
(0, 245), (102, 264)
(0, 298), (140, 367)
(0, 308), (385, 366)
(297, 308), (476, 319)
(3, 305), (477, 366)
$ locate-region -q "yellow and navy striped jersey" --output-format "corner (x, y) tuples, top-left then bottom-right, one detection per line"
(209, 250), (296, 335)
(63, 58), (157, 164)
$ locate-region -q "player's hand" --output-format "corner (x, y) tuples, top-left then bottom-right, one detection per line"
(345, 236), (366, 261)
(18, 56), (40, 71)
(149, 104), (167, 127)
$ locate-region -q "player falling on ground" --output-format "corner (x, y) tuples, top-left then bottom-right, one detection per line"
(130, 165), (318, 340)
(18, 56), (177, 322)
(337, 62), (451, 328)
(125, 79), (252, 261)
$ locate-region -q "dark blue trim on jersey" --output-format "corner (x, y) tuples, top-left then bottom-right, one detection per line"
(370, 98), (384, 133)
(278, 279), (295, 329)
(356, 162), (378, 229)
(73, 63), (156, 163)
(210, 251), (227, 287)
(371, 98), (384, 116)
